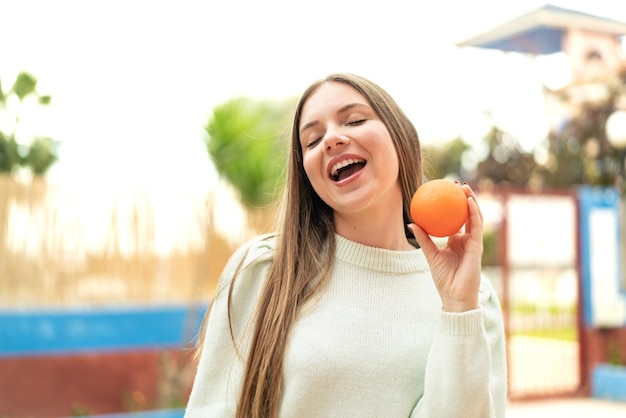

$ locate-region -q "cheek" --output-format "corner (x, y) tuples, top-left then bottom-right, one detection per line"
(380, 138), (401, 174)
(386, 155), (401, 184)
(302, 152), (321, 185)
(384, 152), (403, 187)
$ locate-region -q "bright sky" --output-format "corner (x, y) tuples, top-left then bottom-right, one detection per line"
(1, 0), (625, 194)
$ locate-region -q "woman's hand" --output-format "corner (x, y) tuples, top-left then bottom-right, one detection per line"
(408, 184), (484, 312)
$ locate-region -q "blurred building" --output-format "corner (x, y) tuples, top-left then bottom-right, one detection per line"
(458, 4), (626, 85)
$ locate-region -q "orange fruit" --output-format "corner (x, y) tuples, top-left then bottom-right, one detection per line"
(410, 179), (469, 237)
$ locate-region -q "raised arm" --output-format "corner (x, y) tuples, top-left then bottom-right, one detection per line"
(408, 184), (507, 417)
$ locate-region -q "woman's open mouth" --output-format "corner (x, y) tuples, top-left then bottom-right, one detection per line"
(330, 158), (367, 182)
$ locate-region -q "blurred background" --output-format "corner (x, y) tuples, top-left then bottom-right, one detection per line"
(1, 0), (626, 417)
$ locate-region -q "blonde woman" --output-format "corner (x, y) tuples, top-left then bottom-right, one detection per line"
(185, 73), (507, 418)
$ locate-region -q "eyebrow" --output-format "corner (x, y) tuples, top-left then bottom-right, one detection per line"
(299, 102), (370, 135)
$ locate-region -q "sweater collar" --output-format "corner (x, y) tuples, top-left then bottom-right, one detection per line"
(334, 234), (430, 274)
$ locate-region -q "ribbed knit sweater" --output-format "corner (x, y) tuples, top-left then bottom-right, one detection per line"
(185, 234), (507, 417)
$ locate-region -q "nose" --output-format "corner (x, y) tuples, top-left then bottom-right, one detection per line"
(323, 127), (350, 152)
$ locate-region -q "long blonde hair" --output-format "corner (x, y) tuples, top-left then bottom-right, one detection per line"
(203, 73), (423, 418)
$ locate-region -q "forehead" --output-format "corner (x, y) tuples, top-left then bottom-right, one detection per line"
(300, 82), (368, 121)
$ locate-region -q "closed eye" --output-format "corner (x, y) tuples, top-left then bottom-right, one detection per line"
(306, 137), (323, 148)
(347, 119), (366, 126)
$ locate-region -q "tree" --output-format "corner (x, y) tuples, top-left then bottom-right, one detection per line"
(204, 96), (293, 207)
(0, 72), (59, 300)
(539, 80), (625, 190)
(0, 71), (59, 176)
(203, 96), (294, 233)
(475, 126), (539, 189)
(422, 138), (470, 181)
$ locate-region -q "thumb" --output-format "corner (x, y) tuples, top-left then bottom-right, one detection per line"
(408, 223), (437, 257)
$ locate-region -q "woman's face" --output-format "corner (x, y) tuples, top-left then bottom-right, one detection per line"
(298, 81), (402, 219)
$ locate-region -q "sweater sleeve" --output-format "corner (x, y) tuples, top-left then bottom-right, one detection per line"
(411, 277), (507, 418)
(184, 235), (275, 418)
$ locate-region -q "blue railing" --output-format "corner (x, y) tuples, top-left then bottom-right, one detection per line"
(79, 408), (185, 418)
(0, 304), (207, 357)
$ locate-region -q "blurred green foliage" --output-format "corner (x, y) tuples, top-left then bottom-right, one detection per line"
(204, 97), (295, 207)
(0, 71), (59, 176)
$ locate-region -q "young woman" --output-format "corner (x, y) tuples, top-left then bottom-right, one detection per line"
(185, 73), (507, 417)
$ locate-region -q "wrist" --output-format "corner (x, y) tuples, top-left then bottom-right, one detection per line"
(442, 299), (479, 313)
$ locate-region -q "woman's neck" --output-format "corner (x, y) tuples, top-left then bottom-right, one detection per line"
(334, 211), (413, 251)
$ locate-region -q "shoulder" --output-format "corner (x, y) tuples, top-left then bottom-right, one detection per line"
(215, 233), (277, 296)
(227, 233), (277, 271)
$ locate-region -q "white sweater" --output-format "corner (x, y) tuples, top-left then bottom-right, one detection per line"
(185, 234), (507, 417)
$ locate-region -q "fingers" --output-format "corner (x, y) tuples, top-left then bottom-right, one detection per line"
(461, 183), (483, 224)
(462, 186), (484, 242)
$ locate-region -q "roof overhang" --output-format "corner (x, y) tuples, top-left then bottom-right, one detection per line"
(457, 4), (626, 55)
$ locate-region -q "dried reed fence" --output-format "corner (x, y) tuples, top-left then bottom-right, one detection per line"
(0, 175), (274, 308)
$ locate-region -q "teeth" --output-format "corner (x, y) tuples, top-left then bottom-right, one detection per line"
(331, 159), (365, 178)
